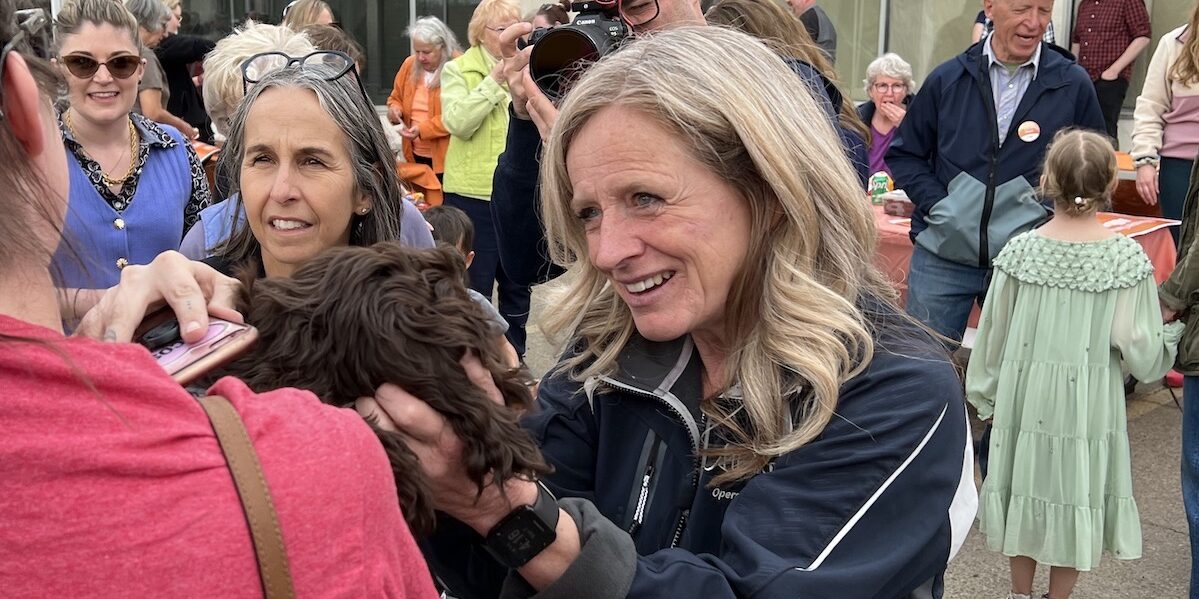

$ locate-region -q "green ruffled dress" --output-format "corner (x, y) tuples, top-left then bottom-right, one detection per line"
(966, 231), (1184, 571)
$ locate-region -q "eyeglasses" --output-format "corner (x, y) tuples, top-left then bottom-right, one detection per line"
(0, 8), (49, 118)
(614, 0), (660, 27)
(58, 54), (142, 79)
(241, 50), (370, 104)
(871, 82), (907, 93)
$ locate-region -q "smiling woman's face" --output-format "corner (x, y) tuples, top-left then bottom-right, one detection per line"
(566, 105), (752, 346)
(56, 23), (142, 125)
(239, 86), (371, 278)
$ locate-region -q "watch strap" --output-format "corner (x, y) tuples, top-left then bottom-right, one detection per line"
(484, 480), (560, 569)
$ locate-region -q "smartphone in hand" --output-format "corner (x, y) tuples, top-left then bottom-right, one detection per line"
(135, 311), (258, 386)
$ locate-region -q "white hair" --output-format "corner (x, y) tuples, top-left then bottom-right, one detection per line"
(201, 21), (316, 137)
(406, 16), (462, 87)
(863, 52), (915, 95)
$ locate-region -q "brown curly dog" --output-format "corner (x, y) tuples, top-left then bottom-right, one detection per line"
(212, 242), (550, 534)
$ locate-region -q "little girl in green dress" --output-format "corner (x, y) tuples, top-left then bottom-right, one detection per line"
(966, 129), (1184, 599)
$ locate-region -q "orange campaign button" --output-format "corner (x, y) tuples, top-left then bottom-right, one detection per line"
(1017, 121), (1041, 143)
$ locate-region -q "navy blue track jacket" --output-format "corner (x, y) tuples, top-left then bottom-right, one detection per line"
(886, 41), (1105, 269)
(425, 301), (976, 599)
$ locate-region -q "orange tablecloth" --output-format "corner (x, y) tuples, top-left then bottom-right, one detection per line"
(873, 205), (1178, 311)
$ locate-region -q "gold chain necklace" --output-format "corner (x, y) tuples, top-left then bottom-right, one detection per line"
(65, 109), (139, 187)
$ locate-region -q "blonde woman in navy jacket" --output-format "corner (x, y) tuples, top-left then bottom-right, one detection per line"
(50, 0), (209, 323)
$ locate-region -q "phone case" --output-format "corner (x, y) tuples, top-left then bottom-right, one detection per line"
(138, 311), (259, 386)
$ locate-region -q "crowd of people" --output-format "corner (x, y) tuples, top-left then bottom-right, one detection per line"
(0, 0), (1197, 597)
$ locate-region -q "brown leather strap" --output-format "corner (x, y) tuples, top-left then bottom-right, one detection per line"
(198, 395), (296, 599)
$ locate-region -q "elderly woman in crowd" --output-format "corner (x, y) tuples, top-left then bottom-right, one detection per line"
(51, 0), (210, 320)
(441, 0), (531, 357)
(374, 26), (973, 598)
(125, 0), (196, 139)
(154, 0), (215, 143)
(387, 16), (461, 180)
(0, 1), (438, 595)
(857, 52), (914, 178)
(281, 0), (333, 29)
(177, 21), (433, 261)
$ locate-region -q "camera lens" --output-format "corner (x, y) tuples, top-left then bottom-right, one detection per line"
(528, 26), (616, 102)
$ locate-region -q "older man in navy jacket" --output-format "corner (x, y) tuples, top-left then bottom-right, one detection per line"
(887, 0), (1104, 343)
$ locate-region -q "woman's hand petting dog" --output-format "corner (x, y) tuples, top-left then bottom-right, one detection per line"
(358, 351), (538, 534)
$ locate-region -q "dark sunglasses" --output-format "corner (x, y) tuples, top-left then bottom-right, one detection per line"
(241, 50), (369, 104)
(58, 54), (142, 79)
(0, 8), (48, 118)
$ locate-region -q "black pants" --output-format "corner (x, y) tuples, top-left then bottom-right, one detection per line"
(413, 154), (443, 184)
(1093, 77), (1129, 146)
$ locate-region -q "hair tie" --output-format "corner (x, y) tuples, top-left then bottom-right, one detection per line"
(1074, 196), (1086, 207)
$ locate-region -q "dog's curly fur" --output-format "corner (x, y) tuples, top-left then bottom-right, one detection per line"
(212, 242), (551, 534)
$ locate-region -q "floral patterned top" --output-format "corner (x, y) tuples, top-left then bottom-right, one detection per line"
(58, 111), (211, 234)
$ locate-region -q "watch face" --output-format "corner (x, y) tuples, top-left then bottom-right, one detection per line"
(491, 507), (557, 566)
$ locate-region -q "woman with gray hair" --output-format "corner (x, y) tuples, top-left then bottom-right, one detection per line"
(857, 52), (915, 178)
(125, 0), (196, 138)
(386, 16), (462, 179)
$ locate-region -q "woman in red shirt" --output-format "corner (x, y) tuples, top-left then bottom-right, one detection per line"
(0, 2), (437, 596)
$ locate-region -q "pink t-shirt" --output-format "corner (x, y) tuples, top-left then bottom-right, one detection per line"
(0, 315), (438, 598)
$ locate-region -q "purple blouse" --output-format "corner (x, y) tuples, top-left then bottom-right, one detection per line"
(868, 124), (897, 177)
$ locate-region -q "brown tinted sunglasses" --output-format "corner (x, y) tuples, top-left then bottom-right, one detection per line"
(59, 54), (141, 79)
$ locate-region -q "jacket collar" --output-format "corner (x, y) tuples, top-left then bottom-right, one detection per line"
(982, 35), (1041, 80)
(961, 40), (1075, 90)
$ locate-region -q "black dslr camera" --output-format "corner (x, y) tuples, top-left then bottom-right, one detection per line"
(518, 0), (635, 102)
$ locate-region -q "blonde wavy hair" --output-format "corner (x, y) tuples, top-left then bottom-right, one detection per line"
(539, 26), (897, 486)
(466, 0), (520, 48)
(1170, 2), (1199, 86)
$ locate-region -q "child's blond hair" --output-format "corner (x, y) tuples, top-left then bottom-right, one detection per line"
(1041, 129), (1118, 216)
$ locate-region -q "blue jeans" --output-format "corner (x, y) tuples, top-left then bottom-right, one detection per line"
(444, 193), (533, 357)
(1184, 377), (1199, 598)
(905, 244), (991, 344)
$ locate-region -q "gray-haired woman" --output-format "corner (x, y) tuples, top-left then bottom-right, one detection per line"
(387, 16), (462, 176)
(207, 58), (428, 277)
(857, 52), (915, 178)
(125, 0), (196, 138)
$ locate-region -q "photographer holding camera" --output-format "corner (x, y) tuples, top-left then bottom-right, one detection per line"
(490, 0), (867, 289)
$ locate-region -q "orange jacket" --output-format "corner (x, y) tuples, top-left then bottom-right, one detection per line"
(387, 56), (452, 173)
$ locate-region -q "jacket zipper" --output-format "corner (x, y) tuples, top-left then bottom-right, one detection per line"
(598, 376), (703, 547)
(977, 58), (1001, 269)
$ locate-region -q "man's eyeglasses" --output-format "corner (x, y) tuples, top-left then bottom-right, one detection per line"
(241, 50), (370, 104)
(59, 54), (142, 79)
(0, 8), (49, 119)
(871, 82), (907, 94)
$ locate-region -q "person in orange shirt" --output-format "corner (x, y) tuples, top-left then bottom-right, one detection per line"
(387, 16), (461, 181)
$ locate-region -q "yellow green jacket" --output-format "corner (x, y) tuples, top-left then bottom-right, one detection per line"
(440, 45), (510, 199)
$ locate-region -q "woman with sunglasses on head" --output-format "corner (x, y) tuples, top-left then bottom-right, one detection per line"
(125, 0), (196, 140)
(175, 24), (434, 263)
(51, 0), (210, 324)
(0, 0), (438, 595)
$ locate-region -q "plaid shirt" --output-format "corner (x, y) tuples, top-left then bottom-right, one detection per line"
(1071, 0), (1151, 81)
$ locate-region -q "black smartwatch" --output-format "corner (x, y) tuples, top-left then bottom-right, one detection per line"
(483, 481), (559, 569)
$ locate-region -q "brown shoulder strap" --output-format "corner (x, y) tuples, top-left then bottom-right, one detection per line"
(198, 395), (296, 599)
